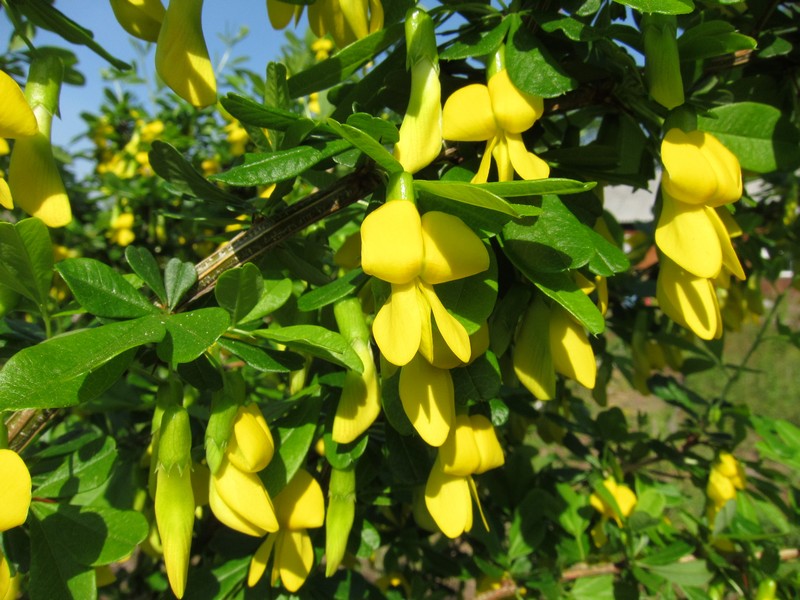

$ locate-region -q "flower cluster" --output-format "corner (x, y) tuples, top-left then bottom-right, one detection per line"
(423, 414), (504, 538)
(655, 128), (745, 340)
(707, 452), (746, 516)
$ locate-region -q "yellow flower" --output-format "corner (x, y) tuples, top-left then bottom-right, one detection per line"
(0, 70), (38, 139)
(268, 0), (383, 48)
(208, 404), (279, 537)
(0, 178), (12, 211)
(224, 120), (248, 156)
(155, 0), (216, 108)
(361, 198), (489, 366)
(424, 414), (504, 538)
(513, 297), (596, 400)
(110, 0), (166, 42)
(707, 452), (746, 511)
(399, 354), (455, 447)
(332, 337), (380, 444)
(656, 255), (722, 341)
(139, 119), (165, 142)
(0, 449), (31, 532)
(109, 212), (136, 247)
(248, 469), (325, 592)
(590, 477), (637, 527)
(311, 38), (334, 61)
(442, 68), (548, 183)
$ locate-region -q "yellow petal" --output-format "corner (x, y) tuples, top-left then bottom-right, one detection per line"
(155, 0), (217, 108)
(418, 281), (471, 363)
(657, 255), (722, 340)
(208, 475), (269, 537)
(470, 137), (497, 184)
(1, 548), (11, 600)
(442, 84), (496, 142)
(339, 0), (369, 40)
(247, 533), (276, 587)
(394, 58), (442, 174)
(0, 450), (31, 531)
(398, 354), (454, 447)
(372, 281), (423, 366)
(267, 0), (297, 29)
(420, 211), (489, 284)
(211, 458), (279, 534)
(487, 69), (544, 134)
(333, 339), (381, 444)
(360, 200), (423, 284)
(438, 415), (481, 476)
(227, 404), (275, 473)
(661, 129), (741, 207)
(110, 0), (165, 42)
(708, 207), (745, 280)
(424, 462), (471, 538)
(549, 305), (596, 389)
(716, 206), (742, 238)
(707, 468), (736, 509)
(491, 134), (514, 182)
(274, 530), (314, 592)
(8, 133), (71, 227)
(0, 70), (37, 138)
(155, 467), (194, 598)
(512, 298), (556, 400)
(368, 0), (383, 33)
(0, 177), (12, 210)
(470, 415), (504, 474)
(655, 191), (722, 278)
(274, 469), (325, 530)
(506, 132), (550, 180)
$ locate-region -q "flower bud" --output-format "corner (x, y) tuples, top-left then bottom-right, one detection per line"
(642, 14), (684, 110)
(0, 449), (31, 531)
(325, 466), (356, 576)
(205, 371), (244, 474)
(110, 0), (166, 42)
(513, 297), (556, 400)
(549, 304), (596, 390)
(226, 403), (275, 474)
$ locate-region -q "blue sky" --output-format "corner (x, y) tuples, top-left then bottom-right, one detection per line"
(1, 2), (292, 146)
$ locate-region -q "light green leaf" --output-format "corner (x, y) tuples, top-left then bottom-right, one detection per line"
(327, 118), (403, 174)
(215, 264), (263, 324)
(698, 102), (800, 173)
(221, 93), (319, 132)
(415, 180), (520, 217)
(157, 308), (231, 366)
(31, 502), (149, 566)
(639, 559), (713, 587)
(0, 217), (53, 306)
(217, 338), (305, 373)
(125, 246), (167, 305)
(251, 325), (364, 372)
(612, 0), (694, 14)
(477, 179), (596, 198)
(297, 269), (369, 312)
(56, 258), (158, 319)
(238, 278), (294, 323)
(569, 575), (615, 600)
(507, 16), (577, 98)
(164, 258), (197, 312)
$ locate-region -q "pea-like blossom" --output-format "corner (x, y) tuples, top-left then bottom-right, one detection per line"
(110, 0), (166, 42)
(267, 0), (384, 49)
(707, 452), (746, 513)
(442, 68), (549, 183)
(424, 414), (504, 538)
(590, 477), (637, 526)
(0, 449), (29, 600)
(360, 199), (489, 367)
(247, 469), (325, 592)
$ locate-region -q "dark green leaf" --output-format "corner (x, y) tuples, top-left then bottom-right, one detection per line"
(251, 325), (363, 372)
(238, 278), (294, 323)
(612, 0), (694, 14)
(0, 315), (165, 409)
(381, 373), (415, 436)
(0, 217), (53, 306)
(436, 245), (498, 333)
(31, 503), (148, 566)
(177, 354), (224, 392)
(29, 516), (97, 600)
(327, 118), (403, 174)
(415, 180), (520, 217)
(440, 18), (510, 60)
(157, 308), (230, 366)
(346, 112), (399, 144)
(452, 354), (501, 404)
(323, 431), (369, 470)
(164, 258), (198, 311)
(32, 435), (117, 498)
(385, 426), (430, 485)
(217, 338), (305, 372)
(221, 93), (318, 132)
(507, 16), (577, 97)
(288, 23), (405, 97)
(215, 264), (263, 323)
(125, 246), (167, 305)
(56, 258), (158, 319)
(297, 269), (368, 312)
(587, 228), (630, 276)
(678, 21), (756, 61)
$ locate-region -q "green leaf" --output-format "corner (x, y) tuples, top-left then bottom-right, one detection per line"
(31, 503), (148, 566)
(262, 395), (322, 496)
(56, 258), (158, 319)
(569, 575), (615, 600)
(327, 118), (403, 174)
(477, 179), (596, 198)
(385, 426), (430, 485)
(678, 21), (756, 61)
(518, 268), (605, 335)
(414, 180), (520, 217)
(251, 325), (364, 372)
(32, 435), (118, 498)
(436, 245), (498, 333)
(507, 16), (577, 98)
(346, 112), (399, 144)
(221, 93), (319, 132)
(440, 18), (510, 60)
(265, 61), (291, 112)
(0, 217), (53, 306)
(217, 338), (305, 373)
(238, 278), (294, 323)
(210, 139), (352, 186)
(125, 246), (167, 304)
(164, 258), (198, 312)
(639, 559), (713, 588)
(556, 482), (590, 537)
(297, 269), (369, 312)
(157, 308), (230, 366)
(177, 354), (224, 392)
(0, 316), (165, 409)
(215, 264), (263, 323)
(29, 515), (97, 600)
(148, 141), (248, 208)
(587, 228), (630, 276)
(452, 354), (501, 404)
(697, 102), (800, 173)
(612, 0), (694, 14)
(637, 541), (695, 566)
(287, 23), (405, 97)
(323, 430), (369, 470)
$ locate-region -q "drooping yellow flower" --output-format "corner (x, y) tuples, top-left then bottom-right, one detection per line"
(424, 414), (504, 538)
(332, 336), (380, 444)
(442, 68), (548, 183)
(590, 477), (637, 526)
(0, 449), (31, 532)
(267, 0), (383, 49)
(155, 0), (216, 108)
(657, 255), (722, 341)
(361, 198), (489, 367)
(224, 120), (249, 156)
(109, 212), (136, 247)
(0, 70), (37, 139)
(110, 0), (166, 42)
(513, 297), (596, 400)
(209, 404), (279, 537)
(248, 469), (325, 592)
(707, 452), (746, 512)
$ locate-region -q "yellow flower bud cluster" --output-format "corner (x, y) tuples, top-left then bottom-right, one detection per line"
(423, 414), (505, 538)
(707, 452), (746, 514)
(268, 0), (384, 49)
(95, 118), (164, 180)
(655, 128), (745, 340)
